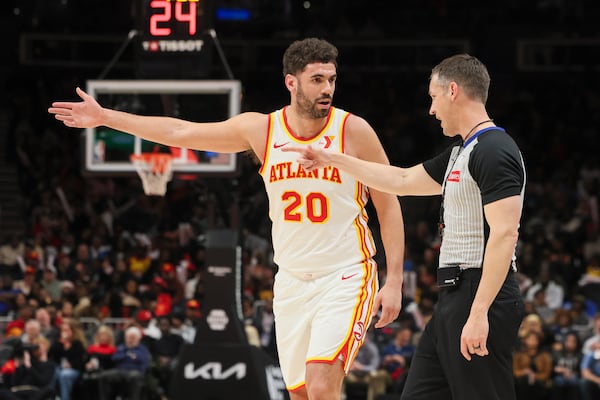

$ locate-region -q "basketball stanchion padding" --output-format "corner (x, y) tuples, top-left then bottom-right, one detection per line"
(130, 152), (173, 196)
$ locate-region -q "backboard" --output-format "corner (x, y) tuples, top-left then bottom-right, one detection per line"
(84, 80), (241, 176)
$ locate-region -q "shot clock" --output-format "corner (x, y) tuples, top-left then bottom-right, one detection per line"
(136, 0), (214, 78)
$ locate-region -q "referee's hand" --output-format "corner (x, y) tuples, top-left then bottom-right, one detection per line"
(460, 313), (489, 360)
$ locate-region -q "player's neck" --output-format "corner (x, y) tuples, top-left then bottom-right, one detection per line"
(285, 106), (329, 139)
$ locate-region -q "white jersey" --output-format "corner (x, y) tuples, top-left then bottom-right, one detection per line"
(259, 107), (376, 278)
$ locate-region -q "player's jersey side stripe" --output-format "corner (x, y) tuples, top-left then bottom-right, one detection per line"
(258, 113), (274, 175)
(340, 112), (350, 153)
(343, 260), (376, 370)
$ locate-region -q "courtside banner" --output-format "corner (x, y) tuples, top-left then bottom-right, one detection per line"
(170, 344), (288, 400)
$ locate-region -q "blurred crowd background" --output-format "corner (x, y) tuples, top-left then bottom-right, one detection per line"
(1, 1), (600, 399)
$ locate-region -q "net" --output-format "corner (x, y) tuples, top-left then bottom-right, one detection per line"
(130, 153), (173, 196)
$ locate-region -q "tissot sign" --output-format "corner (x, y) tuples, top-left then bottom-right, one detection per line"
(136, 0), (213, 78)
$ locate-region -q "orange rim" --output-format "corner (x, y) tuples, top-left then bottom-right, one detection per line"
(130, 153), (172, 174)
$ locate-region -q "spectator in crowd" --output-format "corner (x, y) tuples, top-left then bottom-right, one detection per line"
(580, 341), (600, 400)
(153, 315), (183, 397)
(183, 299), (201, 339)
(20, 319), (42, 345)
(158, 262), (185, 306)
(81, 325), (117, 399)
(48, 318), (87, 400)
(579, 254), (600, 310)
(85, 325), (116, 373)
(513, 330), (553, 400)
(40, 267), (62, 303)
(551, 309), (575, 346)
(120, 279), (142, 316)
(582, 313), (600, 354)
(380, 326), (415, 394)
(531, 288), (555, 325)
(519, 313), (554, 349)
(0, 275), (21, 316)
(33, 307), (59, 344)
(183, 259), (201, 300)
(0, 336), (56, 400)
(127, 244), (152, 281)
(135, 308), (160, 342)
(525, 266), (565, 311)
(551, 331), (582, 400)
(97, 326), (151, 400)
(171, 301), (198, 344)
(12, 266), (37, 297)
(168, 309), (192, 343)
(0, 236), (25, 278)
(566, 294), (594, 340)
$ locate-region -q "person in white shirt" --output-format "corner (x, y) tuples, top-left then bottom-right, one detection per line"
(525, 267), (565, 310)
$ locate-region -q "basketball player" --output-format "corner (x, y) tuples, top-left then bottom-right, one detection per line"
(48, 38), (405, 399)
(284, 54), (526, 400)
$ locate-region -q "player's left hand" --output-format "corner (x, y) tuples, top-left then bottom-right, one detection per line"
(460, 312), (489, 360)
(372, 282), (403, 328)
(48, 87), (104, 129)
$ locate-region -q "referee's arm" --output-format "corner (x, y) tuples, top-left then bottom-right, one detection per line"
(460, 195), (522, 360)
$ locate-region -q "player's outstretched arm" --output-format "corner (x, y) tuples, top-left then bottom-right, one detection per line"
(283, 145), (439, 197)
(48, 87), (256, 154)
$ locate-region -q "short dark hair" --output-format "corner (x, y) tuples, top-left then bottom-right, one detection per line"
(431, 54), (490, 104)
(282, 38), (338, 77)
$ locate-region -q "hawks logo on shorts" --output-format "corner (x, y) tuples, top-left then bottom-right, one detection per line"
(353, 321), (365, 341)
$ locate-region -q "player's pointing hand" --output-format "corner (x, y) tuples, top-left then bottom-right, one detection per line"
(48, 87), (104, 129)
(281, 145), (332, 171)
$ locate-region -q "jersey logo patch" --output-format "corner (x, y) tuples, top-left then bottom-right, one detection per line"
(447, 170), (461, 182)
(317, 136), (335, 149)
(273, 142), (289, 149)
(341, 272), (358, 281)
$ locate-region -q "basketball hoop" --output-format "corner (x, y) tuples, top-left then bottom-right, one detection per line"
(130, 153), (173, 196)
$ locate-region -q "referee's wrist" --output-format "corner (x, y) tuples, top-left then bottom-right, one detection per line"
(469, 303), (489, 316)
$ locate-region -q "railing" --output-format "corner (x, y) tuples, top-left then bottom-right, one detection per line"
(0, 316), (133, 344)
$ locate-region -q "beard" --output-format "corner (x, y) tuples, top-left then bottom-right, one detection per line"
(296, 84), (331, 119)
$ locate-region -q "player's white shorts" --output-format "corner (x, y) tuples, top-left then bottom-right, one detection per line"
(272, 259), (378, 392)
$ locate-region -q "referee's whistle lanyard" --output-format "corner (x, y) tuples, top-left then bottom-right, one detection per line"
(438, 145), (461, 240)
(438, 127), (501, 240)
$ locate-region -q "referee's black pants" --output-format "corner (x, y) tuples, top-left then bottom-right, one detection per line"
(401, 269), (524, 400)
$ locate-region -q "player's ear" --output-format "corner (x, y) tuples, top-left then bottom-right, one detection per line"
(284, 74), (297, 93)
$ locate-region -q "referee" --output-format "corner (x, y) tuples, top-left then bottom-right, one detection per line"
(284, 54), (526, 400)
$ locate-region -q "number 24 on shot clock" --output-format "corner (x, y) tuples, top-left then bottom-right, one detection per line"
(141, 0), (207, 53)
(149, 0), (199, 36)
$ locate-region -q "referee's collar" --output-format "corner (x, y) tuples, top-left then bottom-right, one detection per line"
(463, 126), (505, 148)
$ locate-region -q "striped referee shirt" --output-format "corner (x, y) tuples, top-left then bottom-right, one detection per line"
(423, 127), (526, 271)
